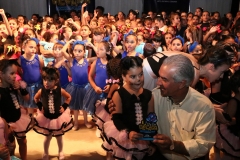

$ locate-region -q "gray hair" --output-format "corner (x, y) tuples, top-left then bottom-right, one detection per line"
(162, 55), (194, 86)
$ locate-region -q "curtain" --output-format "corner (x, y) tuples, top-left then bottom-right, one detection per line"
(0, 0), (47, 20)
(189, 0), (232, 17)
(95, 0), (143, 17)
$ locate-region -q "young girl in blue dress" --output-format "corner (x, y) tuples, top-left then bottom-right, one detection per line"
(83, 41), (112, 116)
(18, 38), (44, 115)
(34, 67), (72, 160)
(48, 42), (70, 89)
(62, 39), (96, 130)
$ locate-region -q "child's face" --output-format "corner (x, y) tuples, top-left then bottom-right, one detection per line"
(129, 12), (135, 21)
(97, 43), (107, 58)
(167, 27), (176, 36)
(25, 29), (35, 38)
(49, 24), (57, 33)
(53, 46), (63, 58)
(63, 27), (72, 38)
(190, 44), (203, 59)
(80, 26), (91, 37)
(73, 44), (85, 58)
(154, 20), (164, 28)
(42, 22), (47, 30)
(0, 24), (9, 37)
(123, 66), (143, 90)
(202, 12), (210, 22)
(144, 20), (152, 29)
(137, 35), (144, 44)
(125, 19), (131, 26)
(90, 21), (97, 29)
(125, 35), (137, 52)
(171, 39), (183, 51)
(137, 23), (144, 30)
(43, 78), (58, 90)
(17, 16), (24, 24)
(153, 41), (161, 48)
(172, 15), (180, 25)
(50, 34), (59, 43)
(9, 20), (18, 31)
(93, 34), (104, 43)
(143, 30), (150, 39)
(192, 16), (199, 25)
(165, 34), (173, 45)
(0, 64), (17, 86)
(98, 17), (105, 26)
(118, 12), (124, 19)
(24, 40), (37, 55)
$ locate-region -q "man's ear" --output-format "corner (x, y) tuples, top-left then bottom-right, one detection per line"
(179, 79), (187, 89)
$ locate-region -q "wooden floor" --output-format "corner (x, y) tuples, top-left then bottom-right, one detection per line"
(15, 115), (106, 160)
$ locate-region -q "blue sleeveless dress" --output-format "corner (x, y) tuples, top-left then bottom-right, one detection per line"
(20, 54), (42, 108)
(122, 51), (140, 59)
(83, 58), (108, 115)
(65, 58), (90, 110)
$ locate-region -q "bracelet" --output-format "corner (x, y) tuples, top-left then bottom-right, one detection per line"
(62, 103), (69, 110)
(19, 88), (28, 96)
(36, 101), (43, 110)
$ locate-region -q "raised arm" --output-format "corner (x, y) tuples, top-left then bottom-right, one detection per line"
(0, 9), (12, 36)
(61, 39), (75, 63)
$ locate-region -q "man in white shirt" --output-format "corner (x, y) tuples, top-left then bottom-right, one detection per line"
(152, 54), (215, 160)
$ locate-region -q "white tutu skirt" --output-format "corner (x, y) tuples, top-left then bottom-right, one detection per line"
(33, 108), (73, 136)
(102, 120), (149, 160)
(93, 99), (111, 132)
(8, 107), (35, 138)
(215, 124), (240, 158)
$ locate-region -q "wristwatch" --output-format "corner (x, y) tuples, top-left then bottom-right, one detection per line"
(170, 139), (174, 150)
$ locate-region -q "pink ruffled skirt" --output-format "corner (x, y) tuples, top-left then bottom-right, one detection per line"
(215, 124), (240, 158)
(33, 108), (73, 136)
(93, 99), (111, 131)
(102, 120), (149, 160)
(8, 107), (35, 138)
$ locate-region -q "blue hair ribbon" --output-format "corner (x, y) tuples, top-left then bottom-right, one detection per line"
(31, 38), (39, 45)
(103, 35), (110, 42)
(123, 30), (134, 41)
(57, 40), (66, 46)
(175, 35), (184, 46)
(72, 40), (86, 49)
(189, 41), (198, 52)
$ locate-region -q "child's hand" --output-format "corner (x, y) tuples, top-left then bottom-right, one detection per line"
(94, 86), (102, 94)
(208, 26), (218, 34)
(59, 106), (64, 113)
(12, 80), (20, 90)
(0, 9), (5, 16)
(67, 18), (74, 24)
(128, 131), (143, 141)
(69, 39), (76, 44)
(103, 85), (110, 93)
(82, 3), (87, 8)
(0, 145), (9, 160)
(85, 41), (93, 47)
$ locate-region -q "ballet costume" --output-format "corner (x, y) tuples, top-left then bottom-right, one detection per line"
(94, 79), (120, 133)
(83, 58), (108, 115)
(0, 86), (35, 138)
(122, 51), (140, 59)
(65, 58), (90, 110)
(102, 87), (151, 160)
(0, 118), (21, 160)
(19, 54), (42, 108)
(215, 97), (240, 158)
(33, 85), (73, 136)
(51, 60), (70, 89)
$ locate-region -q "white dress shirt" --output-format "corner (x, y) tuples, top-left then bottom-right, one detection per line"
(152, 87), (216, 160)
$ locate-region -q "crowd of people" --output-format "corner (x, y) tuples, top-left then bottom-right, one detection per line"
(0, 3), (239, 160)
